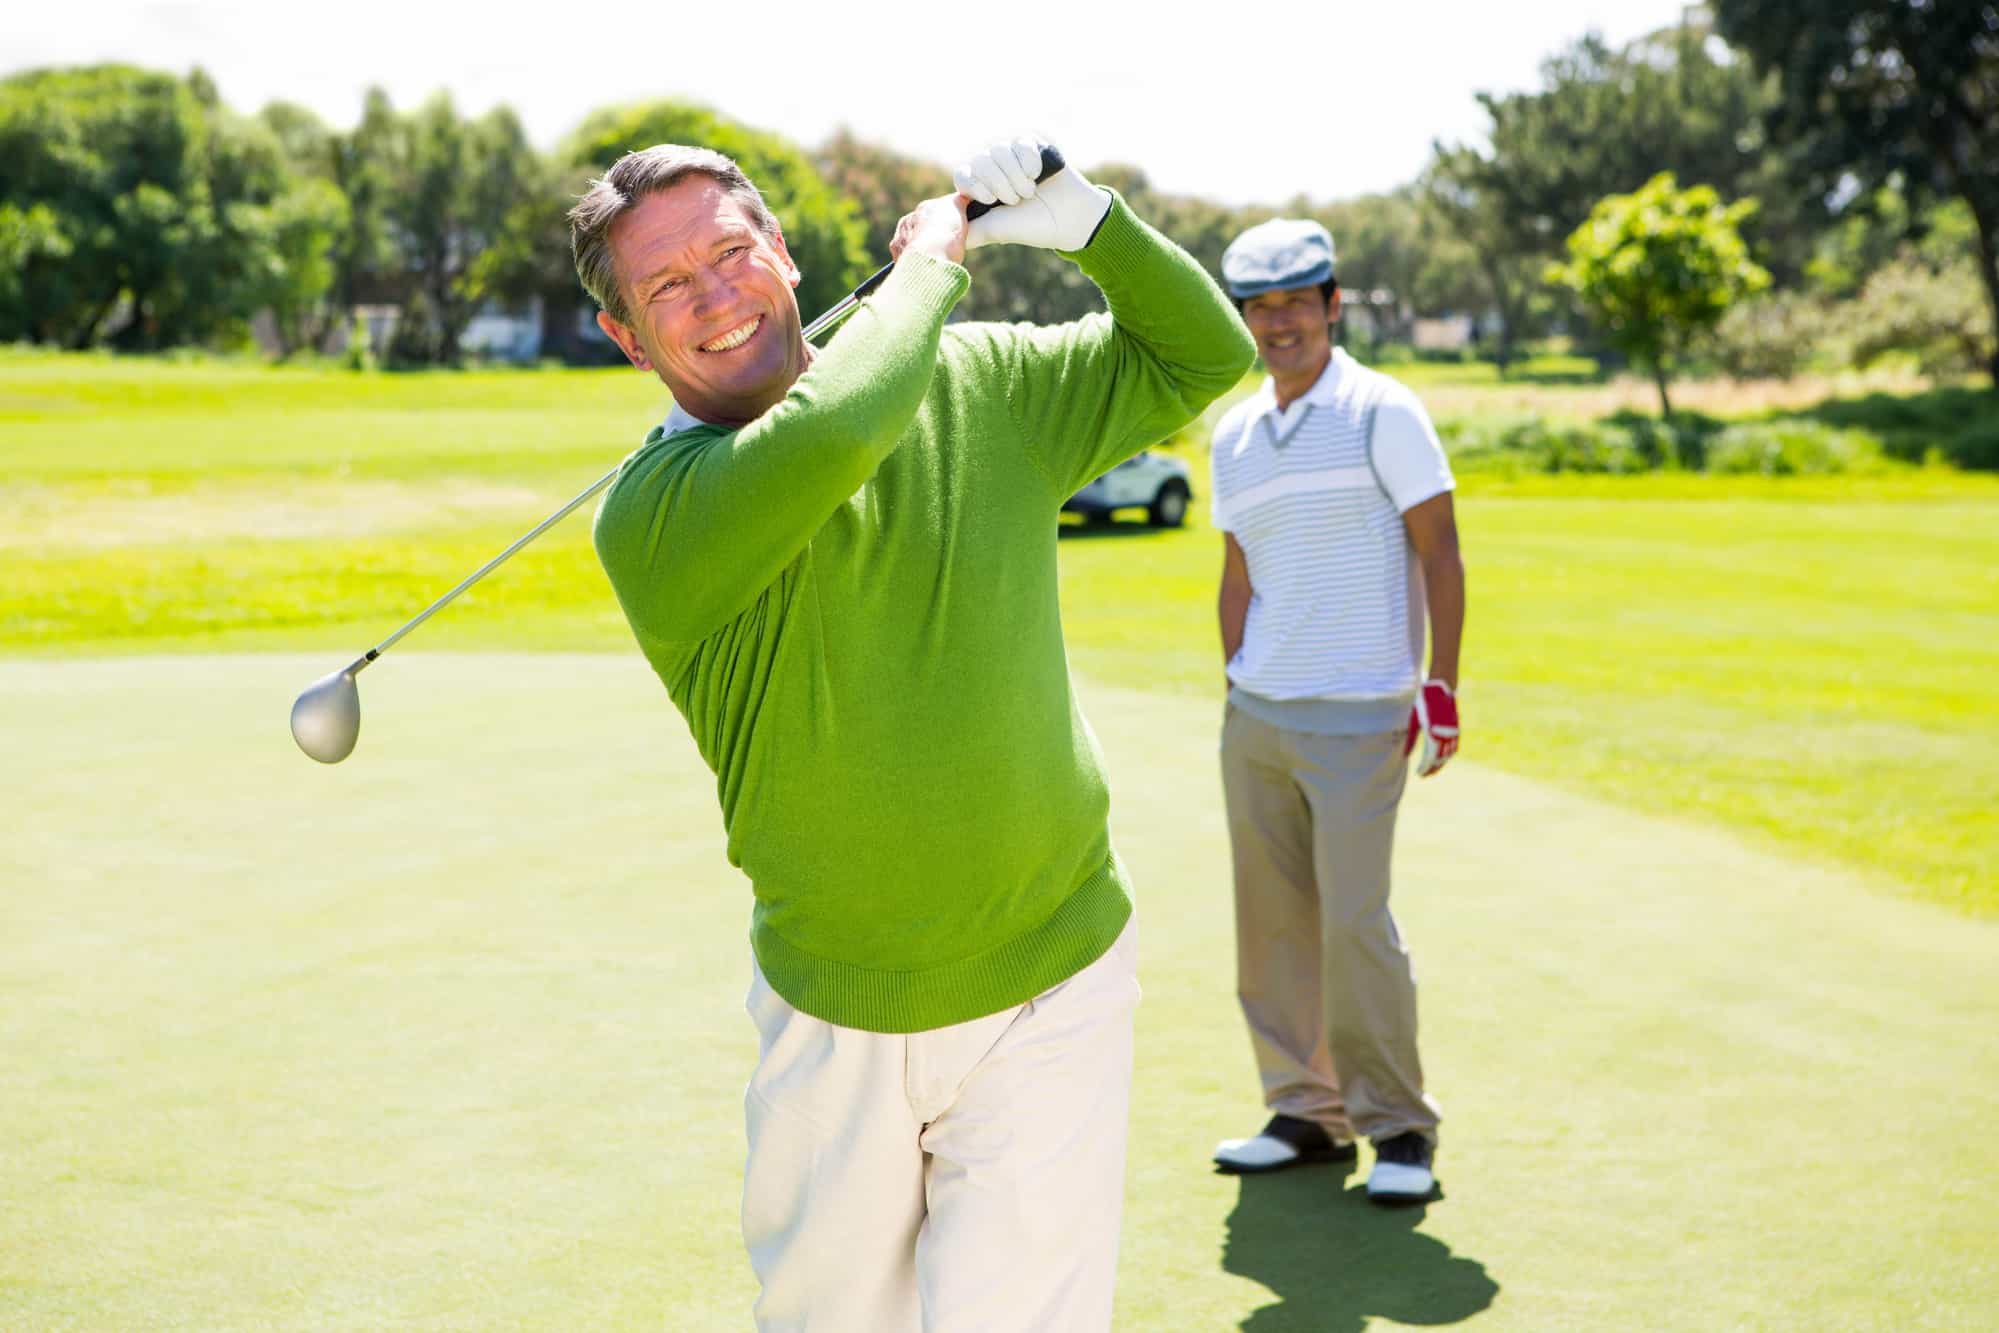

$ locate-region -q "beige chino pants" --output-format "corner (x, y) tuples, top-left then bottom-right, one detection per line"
(1220, 704), (1440, 1144)
(740, 921), (1139, 1332)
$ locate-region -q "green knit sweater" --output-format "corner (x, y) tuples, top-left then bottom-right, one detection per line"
(594, 195), (1253, 1032)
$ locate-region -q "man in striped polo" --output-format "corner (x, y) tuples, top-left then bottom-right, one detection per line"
(1207, 218), (1465, 1205)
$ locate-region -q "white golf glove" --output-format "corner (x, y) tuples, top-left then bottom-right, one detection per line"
(955, 137), (1111, 253)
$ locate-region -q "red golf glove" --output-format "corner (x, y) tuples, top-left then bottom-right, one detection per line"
(1405, 679), (1459, 777)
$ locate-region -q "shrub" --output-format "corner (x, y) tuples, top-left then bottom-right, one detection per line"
(384, 292), (439, 370)
(1704, 422), (1879, 475)
(341, 313), (377, 373)
(1442, 412), (1895, 476)
(1706, 290), (1837, 380)
(1846, 251), (1994, 380)
(1945, 422), (1999, 470)
(1801, 387), (1999, 468)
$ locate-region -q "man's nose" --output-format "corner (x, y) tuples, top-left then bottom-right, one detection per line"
(690, 265), (734, 315)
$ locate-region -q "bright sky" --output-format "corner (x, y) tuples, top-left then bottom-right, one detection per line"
(10, 0), (1696, 205)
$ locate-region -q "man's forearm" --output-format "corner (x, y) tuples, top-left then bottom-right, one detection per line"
(1012, 198), (1255, 491)
(595, 254), (970, 646)
(1421, 550), (1465, 690)
(1070, 198), (1256, 410)
(1219, 585), (1249, 673)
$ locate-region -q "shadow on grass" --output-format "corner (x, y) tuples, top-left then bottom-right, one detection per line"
(1778, 383), (1999, 468)
(1222, 1166), (1498, 1333)
(1055, 519), (1177, 540)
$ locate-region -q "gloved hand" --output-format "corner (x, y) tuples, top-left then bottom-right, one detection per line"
(955, 137), (1111, 253)
(1404, 679), (1459, 778)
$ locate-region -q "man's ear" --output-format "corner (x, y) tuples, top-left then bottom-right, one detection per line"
(597, 311), (652, 371)
(768, 223), (802, 290)
(1327, 288), (1343, 326)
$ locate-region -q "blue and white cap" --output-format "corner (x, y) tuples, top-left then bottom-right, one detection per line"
(1221, 218), (1336, 300)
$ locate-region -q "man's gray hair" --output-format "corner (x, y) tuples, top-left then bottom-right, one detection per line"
(569, 144), (779, 327)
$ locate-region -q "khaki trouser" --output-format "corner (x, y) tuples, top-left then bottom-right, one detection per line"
(1220, 704), (1440, 1144)
(741, 921), (1140, 1332)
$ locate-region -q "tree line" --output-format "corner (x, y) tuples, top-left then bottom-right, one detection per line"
(3, 1), (1993, 391)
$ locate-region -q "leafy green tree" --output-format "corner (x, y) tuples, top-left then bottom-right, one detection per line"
(0, 65), (203, 345)
(380, 94), (541, 365)
(238, 177), (351, 356)
(1298, 189), (1483, 348)
(1713, 0), (1999, 385)
(465, 154), (602, 359)
(0, 202), (72, 338)
(0, 64), (325, 350)
(1849, 251), (1995, 380)
(1419, 149), (1545, 371)
(567, 102), (868, 325)
(1426, 19), (1809, 366)
(1547, 174), (1770, 417)
(256, 101), (339, 178)
(814, 128), (939, 260)
(1707, 289), (1834, 380)
(384, 286), (440, 368)
(327, 88), (400, 326)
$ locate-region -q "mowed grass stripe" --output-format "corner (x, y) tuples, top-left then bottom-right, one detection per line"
(2, 656), (1994, 1329)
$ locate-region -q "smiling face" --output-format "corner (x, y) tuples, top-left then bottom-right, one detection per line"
(595, 174), (807, 427)
(1240, 283), (1341, 402)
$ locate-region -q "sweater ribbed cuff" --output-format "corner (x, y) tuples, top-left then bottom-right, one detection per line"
(874, 248), (972, 316)
(1059, 190), (1152, 284)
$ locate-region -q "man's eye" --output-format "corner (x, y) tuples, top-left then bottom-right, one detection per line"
(722, 245), (747, 260)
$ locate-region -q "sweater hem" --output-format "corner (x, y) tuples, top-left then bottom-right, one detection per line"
(750, 851), (1135, 1033)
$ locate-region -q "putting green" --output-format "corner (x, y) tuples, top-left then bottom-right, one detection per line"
(2, 654), (1994, 1330)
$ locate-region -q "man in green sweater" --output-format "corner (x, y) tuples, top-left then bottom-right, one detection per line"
(571, 136), (1252, 1331)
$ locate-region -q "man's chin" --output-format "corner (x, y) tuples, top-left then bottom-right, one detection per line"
(678, 367), (794, 424)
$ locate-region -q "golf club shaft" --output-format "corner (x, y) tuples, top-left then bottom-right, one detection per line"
(349, 464), (622, 672)
(346, 263), (904, 675)
(347, 146), (1072, 672)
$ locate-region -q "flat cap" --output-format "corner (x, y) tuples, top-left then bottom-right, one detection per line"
(1221, 218), (1336, 300)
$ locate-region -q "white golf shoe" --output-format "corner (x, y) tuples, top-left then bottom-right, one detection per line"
(1213, 1114), (1357, 1174)
(1365, 1131), (1437, 1204)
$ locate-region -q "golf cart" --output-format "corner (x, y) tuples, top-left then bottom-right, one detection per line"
(1064, 450), (1194, 528)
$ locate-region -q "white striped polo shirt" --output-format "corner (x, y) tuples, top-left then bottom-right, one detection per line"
(1210, 349), (1454, 733)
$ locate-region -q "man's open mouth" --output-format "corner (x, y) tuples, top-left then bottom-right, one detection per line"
(700, 316), (761, 353)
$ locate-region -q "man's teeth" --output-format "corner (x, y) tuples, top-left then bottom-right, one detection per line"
(700, 317), (760, 352)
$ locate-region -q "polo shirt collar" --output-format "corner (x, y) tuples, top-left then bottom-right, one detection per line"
(1250, 348), (1355, 445)
(660, 402), (716, 436)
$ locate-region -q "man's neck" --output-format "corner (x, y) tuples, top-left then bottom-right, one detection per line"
(1270, 349), (1332, 412)
(675, 341), (816, 428)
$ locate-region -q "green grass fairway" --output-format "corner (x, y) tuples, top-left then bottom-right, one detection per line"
(1054, 488), (1999, 914)
(6, 355), (1996, 911)
(4, 655), (1996, 1330)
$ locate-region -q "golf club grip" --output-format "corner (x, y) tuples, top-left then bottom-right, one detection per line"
(964, 145), (1068, 220)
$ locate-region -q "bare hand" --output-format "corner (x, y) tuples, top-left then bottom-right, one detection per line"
(890, 194), (970, 266)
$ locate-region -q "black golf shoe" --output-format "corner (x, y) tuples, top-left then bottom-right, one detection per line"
(1364, 1130), (1437, 1204)
(1213, 1114), (1358, 1174)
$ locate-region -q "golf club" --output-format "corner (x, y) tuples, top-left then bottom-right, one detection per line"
(290, 147), (1065, 763)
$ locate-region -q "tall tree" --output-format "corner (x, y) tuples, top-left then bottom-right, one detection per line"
(0, 65), (205, 345)
(328, 88), (400, 326)
(567, 102), (868, 326)
(0, 65), (324, 350)
(381, 94), (541, 365)
(1426, 20), (1807, 367)
(1419, 148), (1544, 371)
(1713, 0), (1999, 385)
(1547, 173), (1770, 418)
